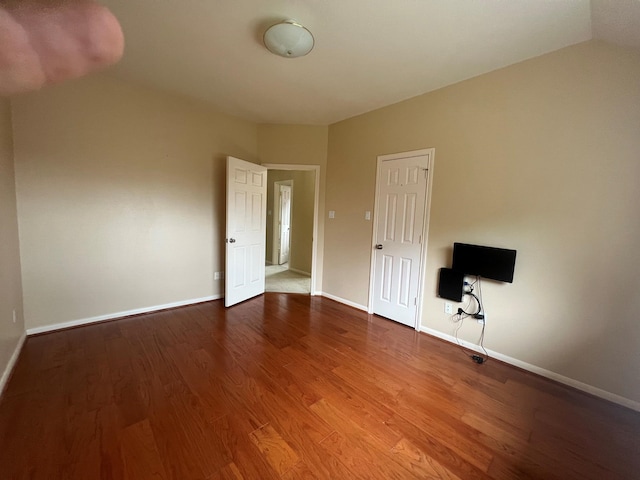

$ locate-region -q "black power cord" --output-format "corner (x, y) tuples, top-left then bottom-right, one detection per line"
(452, 276), (489, 364)
(471, 354), (484, 364)
(456, 291), (481, 317)
(476, 277), (489, 361)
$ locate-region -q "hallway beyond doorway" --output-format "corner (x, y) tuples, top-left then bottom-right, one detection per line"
(265, 263), (310, 294)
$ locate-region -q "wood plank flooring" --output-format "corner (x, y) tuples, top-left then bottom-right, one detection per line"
(0, 294), (638, 479)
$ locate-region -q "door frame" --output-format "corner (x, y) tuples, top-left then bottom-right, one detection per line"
(367, 148), (435, 331)
(263, 163), (320, 295)
(272, 180), (293, 265)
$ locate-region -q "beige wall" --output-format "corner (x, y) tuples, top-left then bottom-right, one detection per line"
(266, 170), (315, 273)
(7, 40), (638, 405)
(288, 170), (315, 274)
(324, 41), (640, 404)
(258, 125), (328, 291)
(12, 75), (258, 330)
(0, 98), (25, 384)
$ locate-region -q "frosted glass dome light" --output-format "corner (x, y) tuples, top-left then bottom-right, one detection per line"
(263, 20), (314, 58)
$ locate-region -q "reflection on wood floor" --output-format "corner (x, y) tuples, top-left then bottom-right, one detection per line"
(0, 294), (638, 479)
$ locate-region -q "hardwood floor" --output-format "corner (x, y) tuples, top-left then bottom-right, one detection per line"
(0, 294), (638, 479)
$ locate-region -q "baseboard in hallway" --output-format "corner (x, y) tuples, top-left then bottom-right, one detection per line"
(265, 263), (310, 294)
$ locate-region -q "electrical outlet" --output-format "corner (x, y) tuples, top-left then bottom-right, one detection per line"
(444, 302), (453, 314)
(365, 211), (371, 220)
(214, 272), (222, 280)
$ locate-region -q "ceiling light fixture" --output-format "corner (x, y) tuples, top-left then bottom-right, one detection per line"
(263, 20), (314, 58)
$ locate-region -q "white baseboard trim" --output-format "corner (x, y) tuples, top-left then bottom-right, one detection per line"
(289, 267), (311, 276)
(320, 292), (368, 312)
(26, 295), (222, 336)
(420, 326), (640, 413)
(0, 331), (27, 397)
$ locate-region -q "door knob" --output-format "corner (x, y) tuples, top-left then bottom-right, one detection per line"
(375, 244), (383, 250)
(227, 238), (236, 243)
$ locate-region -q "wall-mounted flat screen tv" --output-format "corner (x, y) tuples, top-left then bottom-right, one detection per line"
(452, 243), (517, 283)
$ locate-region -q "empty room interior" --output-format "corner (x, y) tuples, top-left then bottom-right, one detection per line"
(1, 1), (639, 479)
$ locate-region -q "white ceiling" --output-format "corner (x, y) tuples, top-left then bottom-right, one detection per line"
(591, 0), (640, 48)
(101, 0), (640, 125)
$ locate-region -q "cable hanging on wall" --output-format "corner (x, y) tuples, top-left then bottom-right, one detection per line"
(451, 276), (489, 364)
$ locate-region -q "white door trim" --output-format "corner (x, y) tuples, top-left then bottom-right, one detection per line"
(367, 148), (435, 331)
(263, 163), (321, 295)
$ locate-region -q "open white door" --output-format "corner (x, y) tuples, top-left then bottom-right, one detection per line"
(278, 184), (292, 265)
(225, 157), (267, 307)
(371, 150), (432, 328)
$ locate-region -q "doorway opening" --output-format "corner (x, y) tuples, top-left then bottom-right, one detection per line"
(264, 165), (320, 295)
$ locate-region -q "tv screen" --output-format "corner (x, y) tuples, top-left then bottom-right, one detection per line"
(452, 243), (517, 283)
